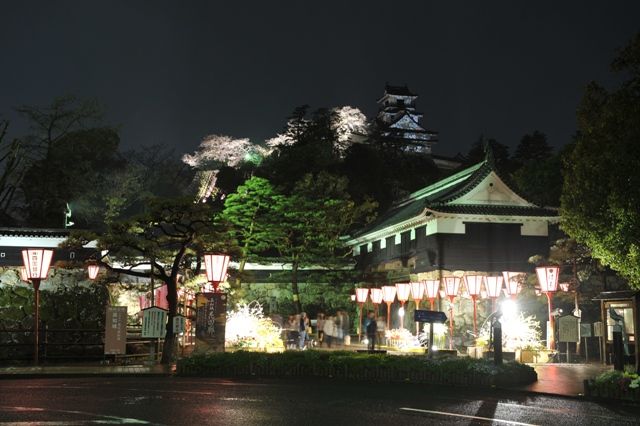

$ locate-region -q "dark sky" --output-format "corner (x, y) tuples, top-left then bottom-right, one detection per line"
(2, 1), (639, 157)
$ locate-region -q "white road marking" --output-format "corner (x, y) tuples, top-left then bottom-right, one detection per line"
(0, 406), (154, 425)
(400, 407), (540, 425)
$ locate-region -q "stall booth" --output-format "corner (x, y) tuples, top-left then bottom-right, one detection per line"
(594, 290), (640, 369)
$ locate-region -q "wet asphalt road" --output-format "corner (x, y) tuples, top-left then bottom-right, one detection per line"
(1, 377), (639, 425)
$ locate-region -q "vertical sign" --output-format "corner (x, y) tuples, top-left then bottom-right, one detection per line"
(173, 315), (186, 335)
(195, 292), (227, 352)
(558, 315), (580, 342)
(105, 306), (127, 355)
(142, 307), (168, 338)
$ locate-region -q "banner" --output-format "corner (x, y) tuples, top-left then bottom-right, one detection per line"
(195, 292), (227, 352)
(105, 306), (127, 355)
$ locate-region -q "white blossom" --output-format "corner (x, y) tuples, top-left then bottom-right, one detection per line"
(182, 134), (255, 169)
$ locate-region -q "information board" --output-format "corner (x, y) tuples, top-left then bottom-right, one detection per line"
(593, 321), (604, 337)
(414, 310), (447, 323)
(580, 323), (592, 338)
(104, 306), (127, 355)
(558, 315), (580, 342)
(195, 292), (227, 352)
(142, 307), (168, 338)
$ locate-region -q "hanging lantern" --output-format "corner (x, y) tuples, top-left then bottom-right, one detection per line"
(355, 288), (369, 342)
(382, 285), (397, 330)
(463, 275), (484, 339)
(443, 276), (460, 302)
(485, 276), (503, 299)
(395, 283), (411, 305)
(370, 288), (383, 304)
(203, 253), (230, 292)
(21, 248), (54, 366)
(536, 265), (560, 293)
(370, 288), (383, 317)
(87, 264), (100, 280)
(503, 271), (525, 299)
(424, 280), (440, 310)
(442, 276), (460, 351)
(410, 281), (425, 306)
(535, 265), (560, 350)
(21, 249), (54, 280)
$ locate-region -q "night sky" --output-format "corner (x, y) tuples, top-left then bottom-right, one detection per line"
(2, 1), (639, 157)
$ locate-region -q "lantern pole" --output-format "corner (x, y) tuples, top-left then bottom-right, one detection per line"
(443, 277), (460, 351)
(21, 249), (53, 366)
(536, 266), (560, 351)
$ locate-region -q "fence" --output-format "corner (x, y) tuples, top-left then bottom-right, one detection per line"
(0, 325), (193, 363)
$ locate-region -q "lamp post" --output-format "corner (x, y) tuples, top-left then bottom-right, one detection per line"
(485, 276), (503, 313)
(381, 286), (396, 330)
(21, 249), (54, 365)
(536, 265), (560, 350)
(87, 264), (100, 280)
(355, 288), (369, 342)
(370, 288), (383, 317)
(424, 280), (439, 310)
(463, 275), (484, 338)
(502, 271), (525, 300)
(443, 276), (460, 350)
(203, 253), (230, 292)
(395, 283), (411, 329)
(410, 281), (425, 334)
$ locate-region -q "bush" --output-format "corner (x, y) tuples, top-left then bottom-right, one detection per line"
(586, 370), (640, 401)
(176, 350), (537, 387)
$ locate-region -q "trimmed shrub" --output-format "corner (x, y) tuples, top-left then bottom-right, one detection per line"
(176, 350), (537, 387)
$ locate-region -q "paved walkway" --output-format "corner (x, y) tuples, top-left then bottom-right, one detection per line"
(0, 363), (172, 377)
(509, 363), (613, 397)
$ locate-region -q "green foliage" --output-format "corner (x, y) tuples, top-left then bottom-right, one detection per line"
(512, 154), (562, 207)
(222, 177), (284, 272)
(561, 33), (640, 287)
(177, 350), (537, 386)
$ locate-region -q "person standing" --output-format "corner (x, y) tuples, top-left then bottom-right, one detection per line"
(299, 312), (309, 350)
(366, 311), (377, 351)
(316, 313), (325, 347)
(324, 315), (335, 348)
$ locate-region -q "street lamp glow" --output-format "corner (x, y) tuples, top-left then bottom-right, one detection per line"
(500, 299), (518, 319)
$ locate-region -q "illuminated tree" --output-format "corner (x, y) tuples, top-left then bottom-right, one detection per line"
(65, 197), (236, 364)
(222, 177), (284, 287)
(561, 33), (640, 287)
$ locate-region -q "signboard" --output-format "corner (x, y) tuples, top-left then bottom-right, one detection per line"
(173, 315), (186, 334)
(104, 306), (127, 355)
(558, 315), (579, 342)
(593, 321), (604, 337)
(580, 323), (592, 338)
(414, 310), (447, 324)
(195, 292), (227, 352)
(142, 307), (168, 338)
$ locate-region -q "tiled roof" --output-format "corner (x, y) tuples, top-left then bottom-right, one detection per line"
(429, 204), (558, 217)
(0, 227), (71, 238)
(384, 84), (416, 97)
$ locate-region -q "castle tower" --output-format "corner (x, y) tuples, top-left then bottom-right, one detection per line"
(376, 84), (438, 154)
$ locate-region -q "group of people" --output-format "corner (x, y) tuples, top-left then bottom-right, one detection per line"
(280, 310), (386, 351)
(315, 311), (351, 348)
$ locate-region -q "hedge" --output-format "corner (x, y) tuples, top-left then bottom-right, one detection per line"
(176, 350), (537, 387)
(584, 370), (640, 401)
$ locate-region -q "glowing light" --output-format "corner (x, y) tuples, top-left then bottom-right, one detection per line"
(559, 282), (570, 292)
(500, 299), (518, 319)
(87, 264), (100, 280)
(443, 277), (460, 301)
(225, 301), (284, 352)
(410, 281), (425, 303)
(503, 271), (525, 298)
(398, 306), (405, 317)
(478, 312), (542, 352)
(424, 280), (440, 300)
(381, 286), (396, 303)
(21, 249), (54, 280)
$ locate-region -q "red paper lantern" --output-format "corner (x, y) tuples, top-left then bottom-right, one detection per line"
(87, 264), (100, 280)
(370, 288), (383, 304)
(21, 249), (54, 280)
(355, 288), (369, 304)
(443, 276), (460, 302)
(536, 266), (560, 293)
(203, 253), (230, 292)
(503, 271), (525, 299)
(464, 275), (484, 297)
(485, 276), (503, 299)
(395, 283), (411, 304)
(410, 281), (425, 304)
